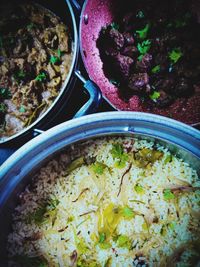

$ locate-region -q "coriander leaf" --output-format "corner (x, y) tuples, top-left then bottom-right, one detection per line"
(138, 55), (144, 61)
(122, 206), (134, 218)
(0, 88), (12, 99)
(13, 70), (26, 82)
(50, 55), (60, 64)
(137, 40), (151, 55)
(149, 91), (160, 101)
(92, 162), (106, 175)
(134, 184), (144, 194)
(0, 103), (7, 113)
(111, 143), (124, 159)
(47, 198), (59, 210)
(169, 48), (183, 64)
(19, 105), (26, 113)
(111, 143), (129, 168)
(35, 72), (47, 82)
(168, 222), (176, 230)
(136, 23), (150, 39)
(163, 189), (175, 200)
(151, 65), (160, 74)
(27, 23), (36, 30)
(110, 22), (120, 30)
(50, 49), (63, 64)
(57, 49), (62, 58)
(117, 235), (131, 248)
(164, 154), (172, 164)
(99, 232), (106, 243)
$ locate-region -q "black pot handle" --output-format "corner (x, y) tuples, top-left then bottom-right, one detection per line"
(74, 70), (102, 118)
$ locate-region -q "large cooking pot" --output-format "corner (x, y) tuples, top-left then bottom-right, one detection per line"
(0, 111), (200, 264)
(71, 0), (200, 126)
(0, 0), (102, 146)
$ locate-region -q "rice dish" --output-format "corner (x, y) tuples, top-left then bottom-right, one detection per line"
(7, 137), (200, 266)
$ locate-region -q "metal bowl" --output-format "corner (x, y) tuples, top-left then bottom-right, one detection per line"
(0, 111), (199, 264)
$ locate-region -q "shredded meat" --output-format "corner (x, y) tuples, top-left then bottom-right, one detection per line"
(0, 3), (73, 140)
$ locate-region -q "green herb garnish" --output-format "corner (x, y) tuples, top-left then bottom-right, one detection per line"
(164, 154), (172, 164)
(99, 232), (106, 243)
(136, 23), (150, 39)
(122, 206), (135, 219)
(149, 91), (160, 101)
(111, 143), (129, 168)
(163, 189), (175, 201)
(35, 72), (47, 82)
(151, 65), (161, 74)
(137, 39), (151, 55)
(169, 48), (183, 64)
(138, 55), (144, 61)
(92, 162), (106, 175)
(0, 103), (7, 113)
(14, 70), (26, 82)
(27, 23), (36, 30)
(0, 88), (12, 99)
(19, 105), (26, 113)
(26, 198), (59, 225)
(50, 55), (60, 64)
(168, 222), (176, 230)
(117, 235), (131, 248)
(134, 184), (144, 194)
(50, 49), (63, 64)
(111, 22), (120, 30)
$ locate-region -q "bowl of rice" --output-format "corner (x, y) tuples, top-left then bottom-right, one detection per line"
(0, 112), (199, 267)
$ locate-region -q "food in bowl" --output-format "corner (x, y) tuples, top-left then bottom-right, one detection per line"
(97, 0), (200, 110)
(0, 2), (73, 140)
(7, 136), (200, 266)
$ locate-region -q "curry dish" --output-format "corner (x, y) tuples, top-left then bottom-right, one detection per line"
(0, 3), (72, 140)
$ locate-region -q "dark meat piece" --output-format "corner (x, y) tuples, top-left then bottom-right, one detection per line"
(136, 53), (152, 71)
(153, 75), (176, 94)
(109, 28), (125, 50)
(123, 32), (134, 45)
(174, 77), (193, 97)
(122, 13), (134, 32)
(113, 54), (134, 80)
(121, 46), (137, 58)
(128, 73), (149, 92)
(105, 47), (118, 57)
(154, 53), (168, 68)
(154, 90), (173, 108)
(99, 28), (124, 56)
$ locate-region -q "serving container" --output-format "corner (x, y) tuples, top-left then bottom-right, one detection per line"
(73, 0), (200, 126)
(0, 111), (199, 265)
(0, 0), (102, 146)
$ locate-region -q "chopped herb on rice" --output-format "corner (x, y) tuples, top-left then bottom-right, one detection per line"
(7, 137), (200, 266)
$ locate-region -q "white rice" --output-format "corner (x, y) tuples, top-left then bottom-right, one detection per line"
(7, 137), (200, 267)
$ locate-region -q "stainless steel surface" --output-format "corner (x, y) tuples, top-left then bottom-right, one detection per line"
(0, 111), (199, 263)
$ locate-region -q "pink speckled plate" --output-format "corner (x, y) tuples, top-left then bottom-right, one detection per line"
(80, 0), (200, 126)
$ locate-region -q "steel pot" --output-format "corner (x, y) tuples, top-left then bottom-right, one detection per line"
(0, 111), (200, 264)
(70, 0), (200, 126)
(0, 0), (102, 146)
